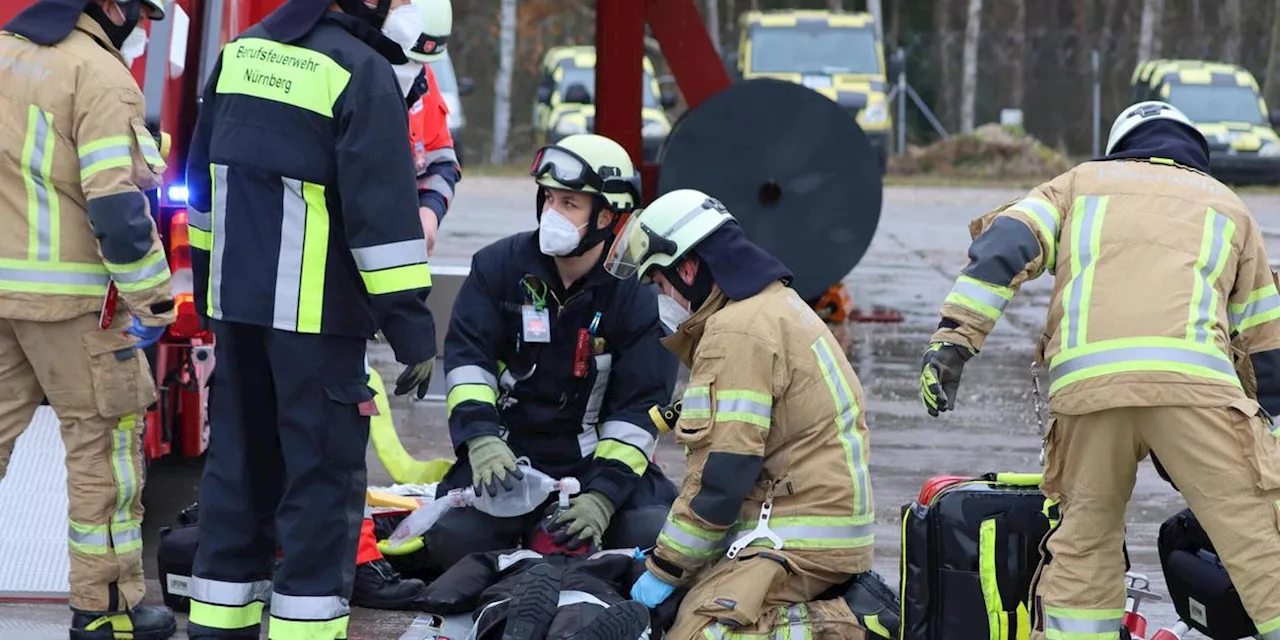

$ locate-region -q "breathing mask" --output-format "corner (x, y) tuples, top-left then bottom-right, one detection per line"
(120, 26), (147, 66)
(538, 209), (588, 257)
(657, 294), (690, 333)
(381, 3), (422, 51)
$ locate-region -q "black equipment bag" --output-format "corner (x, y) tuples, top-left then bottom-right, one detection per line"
(899, 472), (1051, 640)
(1158, 508), (1256, 639)
(157, 522), (199, 612)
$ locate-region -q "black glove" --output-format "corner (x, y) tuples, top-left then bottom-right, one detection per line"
(919, 342), (975, 416)
(394, 358), (435, 399)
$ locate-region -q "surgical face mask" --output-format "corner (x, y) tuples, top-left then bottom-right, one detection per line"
(120, 26), (147, 66)
(538, 208), (587, 256)
(657, 293), (690, 333)
(382, 3), (422, 51)
(393, 62), (422, 98)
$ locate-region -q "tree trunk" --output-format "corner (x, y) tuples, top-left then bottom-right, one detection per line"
(1266, 0), (1280, 108)
(706, 0), (721, 54)
(725, 0), (737, 51)
(1009, 0), (1024, 111)
(1223, 0), (1242, 63)
(888, 0), (901, 52)
(1137, 0), (1162, 62)
(489, 0), (516, 165)
(828, 0), (842, 11)
(934, 0), (955, 131)
(960, 0), (982, 133)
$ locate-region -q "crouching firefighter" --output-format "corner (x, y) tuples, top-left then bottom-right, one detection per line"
(605, 189), (877, 640)
(919, 100), (1280, 640)
(182, 0), (438, 637)
(425, 133), (679, 571)
(1, 0), (178, 637)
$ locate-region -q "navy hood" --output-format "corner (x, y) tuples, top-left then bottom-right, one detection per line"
(4, 0), (93, 46)
(1100, 119), (1211, 174)
(260, 0), (330, 43)
(695, 220), (793, 301)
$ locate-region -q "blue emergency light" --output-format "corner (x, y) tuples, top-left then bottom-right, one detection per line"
(167, 184), (189, 204)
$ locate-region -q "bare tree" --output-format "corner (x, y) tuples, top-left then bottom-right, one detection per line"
(1267, 0), (1280, 107)
(1008, 0), (1025, 111)
(1223, 0), (1242, 62)
(960, 0), (982, 133)
(828, 0), (842, 11)
(1137, 0), (1163, 62)
(489, 0), (516, 165)
(706, 0), (721, 54)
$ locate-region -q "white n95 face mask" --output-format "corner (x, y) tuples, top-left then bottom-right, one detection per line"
(657, 294), (690, 333)
(538, 208), (587, 257)
(394, 62), (423, 97)
(382, 4), (422, 51)
(120, 26), (147, 66)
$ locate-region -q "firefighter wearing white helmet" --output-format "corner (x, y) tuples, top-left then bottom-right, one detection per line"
(422, 133), (678, 583)
(607, 190), (881, 640)
(920, 99), (1280, 639)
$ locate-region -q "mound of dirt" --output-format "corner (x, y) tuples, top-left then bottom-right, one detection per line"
(888, 123), (1073, 179)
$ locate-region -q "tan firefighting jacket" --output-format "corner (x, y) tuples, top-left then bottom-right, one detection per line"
(647, 281), (874, 586)
(932, 158), (1280, 415)
(0, 15), (173, 325)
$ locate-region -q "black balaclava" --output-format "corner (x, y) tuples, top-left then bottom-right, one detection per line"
(1099, 118), (1211, 174)
(84, 0), (138, 48)
(659, 252), (715, 312)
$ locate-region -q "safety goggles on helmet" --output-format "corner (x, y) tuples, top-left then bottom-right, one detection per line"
(603, 214), (679, 281)
(530, 145), (641, 206)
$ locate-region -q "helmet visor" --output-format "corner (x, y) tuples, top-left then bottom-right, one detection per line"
(603, 214), (677, 281)
(530, 145), (602, 192)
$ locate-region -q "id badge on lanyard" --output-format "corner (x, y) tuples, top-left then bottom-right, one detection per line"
(521, 277), (551, 344)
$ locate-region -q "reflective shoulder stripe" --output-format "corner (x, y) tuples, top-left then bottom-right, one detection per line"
(78, 135), (133, 181)
(21, 105), (59, 263)
(1041, 606), (1125, 636)
(1049, 337), (1240, 394)
(1230, 282), (1280, 333)
(215, 38), (352, 117)
(0, 259), (110, 296)
(1186, 208), (1235, 343)
(1005, 196), (1061, 270)
(713, 389), (771, 429)
(945, 274), (1014, 322)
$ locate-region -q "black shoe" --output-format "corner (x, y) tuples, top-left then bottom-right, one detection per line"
(570, 601), (651, 640)
(501, 563), (563, 640)
(351, 558), (427, 610)
(71, 605), (177, 640)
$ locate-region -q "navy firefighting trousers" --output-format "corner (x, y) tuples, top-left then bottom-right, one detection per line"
(188, 320), (371, 639)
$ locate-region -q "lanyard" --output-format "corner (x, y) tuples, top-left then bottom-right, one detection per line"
(522, 277), (548, 311)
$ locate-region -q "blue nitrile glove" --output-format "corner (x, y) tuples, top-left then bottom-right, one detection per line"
(630, 570), (676, 608)
(124, 317), (166, 349)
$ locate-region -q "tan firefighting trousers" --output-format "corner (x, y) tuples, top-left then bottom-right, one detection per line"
(666, 550), (867, 640)
(0, 312), (156, 612)
(1030, 403), (1280, 640)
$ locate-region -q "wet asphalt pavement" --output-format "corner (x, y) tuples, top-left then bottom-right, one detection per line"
(8, 179), (1280, 638)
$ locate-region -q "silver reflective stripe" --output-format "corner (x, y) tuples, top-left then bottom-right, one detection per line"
(112, 256), (169, 285)
(111, 522), (142, 547)
(812, 337), (870, 517)
(496, 549), (543, 571)
(209, 164), (230, 318)
(599, 420), (656, 456)
(579, 353), (612, 433)
(78, 144), (130, 176)
(1012, 197), (1059, 237)
(1190, 210), (1231, 343)
(1065, 196), (1103, 349)
(187, 206), (211, 232)
(274, 178), (307, 332)
(1231, 293), (1280, 329)
(67, 525), (107, 548)
(704, 623), (730, 640)
(137, 133), (163, 165)
(269, 593), (349, 621)
(189, 577), (272, 606)
(578, 426), (599, 458)
(424, 148), (458, 165)
(658, 519), (724, 554)
(681, 388), (710, 413)
(446, 365), (498, 391)
(1044, 612), (1123, 635)
(774, 604), (808, 640)
(948, 277), (1011, 315)
(557, 590), (608, 609)
(0, 267), (109, 287)
(499, 369), (518, 392)
(1260, 623), (1280, 640)
(663, 204), (705, 238)
(28, 109), (53, 261)
(1050, 345), (1237, 387)
(351, 239), (428, 272)
(423, 174), (454, 200)
(110, 428), (137, 524)
(715, 396), (771, 422)
(733, 522), (874, 545)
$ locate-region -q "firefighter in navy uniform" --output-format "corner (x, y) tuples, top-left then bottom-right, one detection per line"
(182, 0), (437, 637)
(424, 134), (680, 572)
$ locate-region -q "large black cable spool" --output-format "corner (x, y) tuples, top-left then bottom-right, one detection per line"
(656, 78), (883, 303)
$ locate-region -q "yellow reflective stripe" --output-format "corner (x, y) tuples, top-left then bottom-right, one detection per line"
(773, 603), (812, 640)
(863, 613), (891, 638)
(445, 384), (496, 416)
(713, 389), (772, 428)
(1186, 208), (1235, 343)
(1042, 605), (1125, 639)
(22, 106), (60, 262)
(189, 600), (265, 630)
(68, 520), (110, 555)
(657, 517), (725, 558)
(84, 613), (133, 632)
(593, 439), (648, 475)
(945, 274), (1014, 321)
(1060, 196), (1107, 350)
(0, 258), (111, 295)
(134, 130), (163, 166)
(111, 519), (143, 554)
(979, 519), (1005, 640)
(1230, 283), (1280, 333)
(731, 515), (875, 551)
(1049, 336), (1239, 393)
(1258, 611), (1280, 639)
(78, 135), (134, 181)
(360, 263), (433, 295)
(216, 38), (353, 118)
(189, 226), (212, 251)
(108, 250), (170, 293)
(682, 385), (710, 418)
(1006, 196), (1061, 272)
(110, 415), (140, 529)
(812, 336), (872, 519)
(298, 181), (328, 333)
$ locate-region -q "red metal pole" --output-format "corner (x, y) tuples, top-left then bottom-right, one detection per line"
(594, 0), (646, 191)
(645, 0), (731, 111)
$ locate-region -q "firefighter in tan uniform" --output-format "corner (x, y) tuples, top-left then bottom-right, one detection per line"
(605, 189), (877, 640)
(0, 0), (177, 637)
(920, 101), (1280, 640)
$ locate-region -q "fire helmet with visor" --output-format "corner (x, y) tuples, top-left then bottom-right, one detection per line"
(603, 188), (733, 282)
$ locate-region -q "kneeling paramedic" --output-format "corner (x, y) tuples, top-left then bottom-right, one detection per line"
(183, 0), (437, 637)
(425, 133), (679, 571)
(1, 0), (177, 637)
(919, 100), (1280, 640)
(605, 189), (877, 640)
